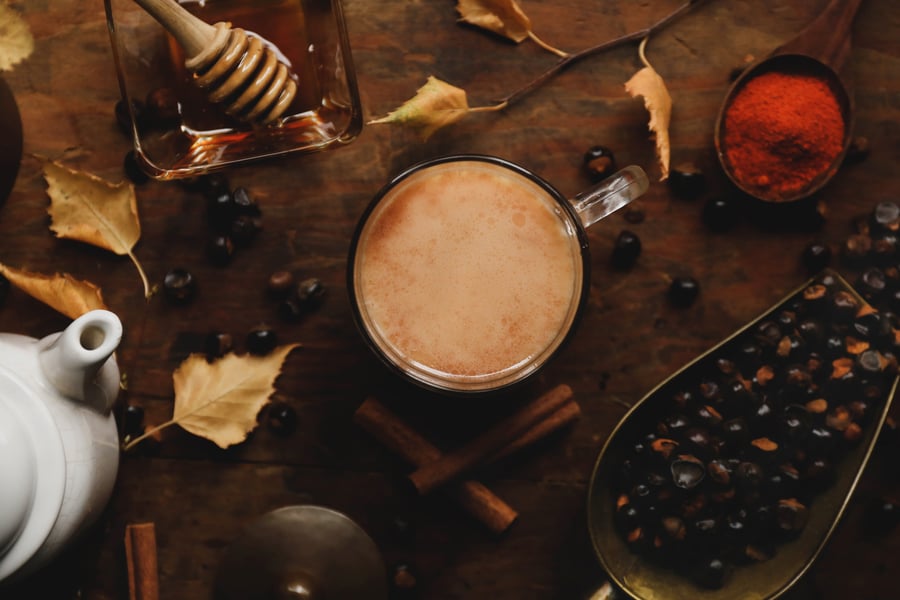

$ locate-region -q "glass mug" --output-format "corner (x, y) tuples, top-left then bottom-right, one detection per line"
(348, 155), (649, 395)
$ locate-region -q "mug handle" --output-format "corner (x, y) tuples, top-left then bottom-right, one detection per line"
(570, 165), (649, 229)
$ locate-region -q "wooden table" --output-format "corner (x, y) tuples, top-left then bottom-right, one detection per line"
(2, 0), (899, 598)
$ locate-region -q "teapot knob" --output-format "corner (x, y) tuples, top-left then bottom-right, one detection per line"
(37, 309), (123, 414)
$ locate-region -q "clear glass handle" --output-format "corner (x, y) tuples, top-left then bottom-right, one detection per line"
(570, 165), (649, 229)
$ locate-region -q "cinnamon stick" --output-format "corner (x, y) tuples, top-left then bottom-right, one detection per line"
(125, 522), (159, 600)
(355, 397), (519, 534)
(408, 384), (574, 495)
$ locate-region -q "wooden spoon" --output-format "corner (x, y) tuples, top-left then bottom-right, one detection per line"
(132, 0), (298, 124)
(713, 0), (864, 203)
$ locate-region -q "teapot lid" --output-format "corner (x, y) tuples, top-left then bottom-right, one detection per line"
(0, 366), (66, 581)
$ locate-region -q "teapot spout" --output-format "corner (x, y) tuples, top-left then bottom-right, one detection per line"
(37, 309), (123, 414)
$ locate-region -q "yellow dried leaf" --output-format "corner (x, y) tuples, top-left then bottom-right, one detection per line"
(456, 0), (567, 57)
(171, 345), (300, 449)
(0, 3), (34, 71)
(368, 76), (471, 140)
(0, 263), (107, 319)
(457, 0), (531, 43)
(624, 39), (672, 181)
(42, 160), (150, 296)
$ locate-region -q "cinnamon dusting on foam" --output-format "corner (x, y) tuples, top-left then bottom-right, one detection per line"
(356, 161), (581, 383)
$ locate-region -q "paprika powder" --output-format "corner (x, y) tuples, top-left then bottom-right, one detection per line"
(722, 70), (844, 201)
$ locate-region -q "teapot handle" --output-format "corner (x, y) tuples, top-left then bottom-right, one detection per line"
(37, 310), (123, 414)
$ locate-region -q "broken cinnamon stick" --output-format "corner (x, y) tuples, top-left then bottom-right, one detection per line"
(408, 383), (574, 494)
(355, 397), (519, 534)
(125, 522), (159, 600)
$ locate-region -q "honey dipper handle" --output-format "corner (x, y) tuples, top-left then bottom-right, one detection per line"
(131, 0), (218, 59)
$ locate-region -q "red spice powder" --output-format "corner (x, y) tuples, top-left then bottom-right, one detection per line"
(722, 71), (844, 200)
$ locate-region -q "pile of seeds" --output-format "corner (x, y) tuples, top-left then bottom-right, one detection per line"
(612, 272), (897, 589)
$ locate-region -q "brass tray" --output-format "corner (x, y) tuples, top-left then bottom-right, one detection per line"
(586, 270), (897, 599)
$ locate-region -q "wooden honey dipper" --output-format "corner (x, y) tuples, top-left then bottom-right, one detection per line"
(132, 0), (298, 124)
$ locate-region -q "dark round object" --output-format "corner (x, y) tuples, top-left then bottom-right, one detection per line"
(266, 400), (297, 435)
(122, 404), (145, 438)
(144, 87), (180, 127)
(844, 136), (870, 165)
(671, 456), (705, 489)
(390, 562), (418, 595)
(668, 163), (707, 200)
(871, 201), (900, 233)
(232, 186), (262, 217)
(668, 276), (700, 308)
(611, 230), (642, 269)
(207, 234), (235, 267)
(204, 331), (233, 360)
(123, 150), (149, 185)
(801, 241), (832, 273)
(856, 267), (887, 301)
(207, 191), (237, 232)
(162, 268), (196, 305)
(246, 326), (278, 355)
(0, 273), (9, 306)
(702, 197), (739, 232)
(267, 270), (296, 299)
(583, 145), (617, 182)
(295, 277), (327, 310)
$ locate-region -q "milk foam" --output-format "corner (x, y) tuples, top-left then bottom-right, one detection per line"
(355, 161), (581, 386)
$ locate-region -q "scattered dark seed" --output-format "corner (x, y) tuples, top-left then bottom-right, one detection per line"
(611, 230), (642, 269)
(668, 162), (707, 200)
(583, 145), (617, 182)
(668, 276), (700, 308)
(162, 268), (196, 305)
(246, 326), (278, 355)
(266, 400), (297, 435)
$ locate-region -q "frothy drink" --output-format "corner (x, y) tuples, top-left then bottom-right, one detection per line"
(352, 159), (585, 392)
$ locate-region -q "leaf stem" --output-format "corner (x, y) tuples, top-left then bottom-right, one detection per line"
(497, 0), (708, 107)
(128, 250), (151, 299)
(122, 418), (177, 451)
(527, 31), (569, 59)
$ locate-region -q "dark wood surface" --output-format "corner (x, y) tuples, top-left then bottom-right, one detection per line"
(2, 0), (900, 598)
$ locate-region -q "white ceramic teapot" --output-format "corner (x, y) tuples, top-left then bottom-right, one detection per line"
(0, 309), (122, 583)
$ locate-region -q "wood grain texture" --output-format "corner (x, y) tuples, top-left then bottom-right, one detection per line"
(1, 0), (899, 598)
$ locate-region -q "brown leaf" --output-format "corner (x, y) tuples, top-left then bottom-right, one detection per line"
(368, 76), (471, 140)
(170, 345), (301, 449)
(0, 3), (34, 71)
(457, 0), (532, 43)
(624, 39), (672, 181)
(43, 160), (150, 296)
(456, 0), (567, 57)
(0, 263), (107, 319)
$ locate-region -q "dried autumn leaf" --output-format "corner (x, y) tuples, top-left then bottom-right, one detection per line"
(165, 345), (300, 449)
(42, 160), (151, 297)
(457, 0), (531, 43)
(0, 3), (34, 71)
(0, 263), (107, 319)
(624, 38), (672, 181)
(369, 76), (472, 140)
(456, 0), (567, 57)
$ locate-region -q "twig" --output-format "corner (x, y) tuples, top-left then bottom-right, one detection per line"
(495, 0), (708, 107)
